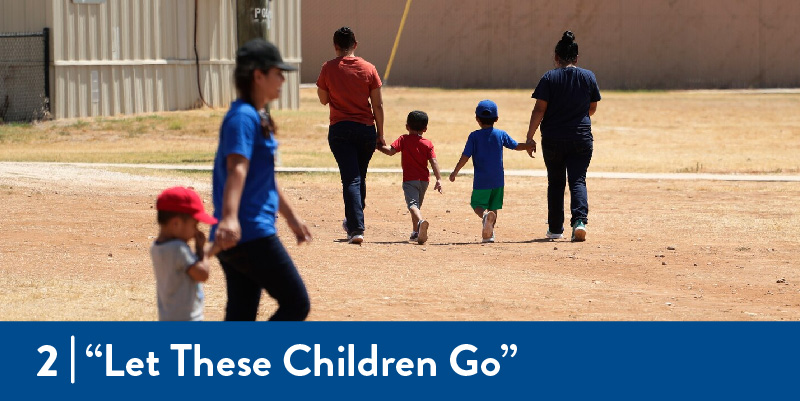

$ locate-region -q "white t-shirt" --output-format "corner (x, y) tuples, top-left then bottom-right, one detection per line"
(150, 239), (203, 321)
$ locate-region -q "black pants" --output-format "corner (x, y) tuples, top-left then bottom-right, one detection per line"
(328, 121), (377, 236)
(217, 235), (310, 321)
(542, 137), (593, 233)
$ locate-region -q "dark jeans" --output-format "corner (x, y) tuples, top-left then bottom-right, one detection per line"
(217, 235), (310, 321)
(542, 137), (593, 233)
(328, 121), (377, 236)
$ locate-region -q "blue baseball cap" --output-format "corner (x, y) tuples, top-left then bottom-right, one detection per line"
(476, 99), (498, 118)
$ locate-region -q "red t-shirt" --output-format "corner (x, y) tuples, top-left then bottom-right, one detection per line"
(391, 134), (436, 182)
(316, 57), (382, 126)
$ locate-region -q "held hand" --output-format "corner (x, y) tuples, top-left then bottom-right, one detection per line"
(215, 216), (241, 250)
(449, 172), (457, 182)
(286, 216), (313, 245)
(526, 138), (537, 158)
(434, 180), (442, 193)
(376, 135), (386, 148)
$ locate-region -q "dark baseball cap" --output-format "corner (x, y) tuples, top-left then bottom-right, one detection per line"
(236, 38), (297, 71)
(476, 99), (498, 118)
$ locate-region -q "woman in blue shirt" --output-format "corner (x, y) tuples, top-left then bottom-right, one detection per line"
(526, 31), (601, 242)
(211, 39), (311, 321)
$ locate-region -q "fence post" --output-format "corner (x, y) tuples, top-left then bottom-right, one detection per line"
(43, 27), (50, 115)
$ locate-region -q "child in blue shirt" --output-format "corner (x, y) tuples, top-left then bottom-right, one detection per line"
(449, 100), (535, 243)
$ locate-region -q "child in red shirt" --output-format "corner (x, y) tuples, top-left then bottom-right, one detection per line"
(377, 111), (442, 244)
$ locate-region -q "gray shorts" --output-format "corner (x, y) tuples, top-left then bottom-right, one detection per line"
(402, 180), (429, 209)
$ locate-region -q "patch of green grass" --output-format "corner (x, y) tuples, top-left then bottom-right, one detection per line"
(70, 120), (90, 129)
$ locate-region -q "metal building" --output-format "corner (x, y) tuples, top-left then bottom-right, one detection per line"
(0, 0), (300, 121)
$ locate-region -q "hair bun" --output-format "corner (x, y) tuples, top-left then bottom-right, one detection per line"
(562, 31), (575, 43)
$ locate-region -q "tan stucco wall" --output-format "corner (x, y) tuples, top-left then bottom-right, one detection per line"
(301, 0), (800, 89)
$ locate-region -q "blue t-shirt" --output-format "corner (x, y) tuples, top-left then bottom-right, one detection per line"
(462, 127), (518, 190)
(211, 99), (279, 243)
(532, 67), (601, 140)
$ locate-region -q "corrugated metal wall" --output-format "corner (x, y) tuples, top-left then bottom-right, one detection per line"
(1, 0), (301, 119)
(267, 0), (301, 109)
(49, 0), (238, 118)
(301, 0), (800, 89)
(0, 0), (51, 32)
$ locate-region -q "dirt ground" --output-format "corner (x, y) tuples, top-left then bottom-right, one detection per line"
(1, 162), (797, 321)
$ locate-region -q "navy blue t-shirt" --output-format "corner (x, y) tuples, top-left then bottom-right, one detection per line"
(532, 67), (601, 140)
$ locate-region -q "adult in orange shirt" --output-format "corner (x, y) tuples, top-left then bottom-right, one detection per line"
(317, 26), (385, 244)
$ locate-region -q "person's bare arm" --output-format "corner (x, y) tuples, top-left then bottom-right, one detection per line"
(526, 99), (548, 156)
(186, 260), (210, 282)
(589, 101), (598, 117)
(204, 241), (222, 259)
(317, 88), (330, 105)
(449, 155), (470, 182)
(430, 158), (443, 193)
(514, 141), (536, 158)
(216, 154), (248, 250)
(377, 144), (398, 156)
(277, 185), (312, 245)
(370, 87), (385, 146)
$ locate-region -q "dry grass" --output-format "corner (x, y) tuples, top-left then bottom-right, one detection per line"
(1, 88), (799, 173)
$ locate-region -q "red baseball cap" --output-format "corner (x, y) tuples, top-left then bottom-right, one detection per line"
(156, 187), (218, 224)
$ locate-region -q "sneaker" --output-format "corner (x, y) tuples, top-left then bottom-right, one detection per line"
(482, 211), (496, 240)
(409, 231), (419, 241)
(482, 231), (495, 243)
(417, 220), (429, 245)
(342, 219), (348, 234)
(546, 229), (564, 239)
(571, 220), (587, 242)
(347, 234), (364, 245)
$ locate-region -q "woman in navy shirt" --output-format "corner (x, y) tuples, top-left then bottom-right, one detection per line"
(212, 39), (311, 321)
(526, 31), (601, 242)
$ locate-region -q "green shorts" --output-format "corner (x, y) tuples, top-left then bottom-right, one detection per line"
(470, 187), (504, 210)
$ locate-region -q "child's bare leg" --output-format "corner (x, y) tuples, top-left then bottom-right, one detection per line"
(473, 207), (486, 218)
(409, 206), (423, 232)
(482, 209), (497, 240)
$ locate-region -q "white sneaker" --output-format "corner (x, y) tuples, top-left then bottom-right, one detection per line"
(482, 232), (495, 243)
(347, 234), (364, 245)
(409, 232), (419, 241)
(482, 211), (496, 240)
(546, 230), (564, 239)
(417, 220), (429, 245)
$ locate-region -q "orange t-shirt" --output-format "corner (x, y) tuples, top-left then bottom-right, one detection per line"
(316, 57), (382, 126)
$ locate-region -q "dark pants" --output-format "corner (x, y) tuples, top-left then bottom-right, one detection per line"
(217, 235), (310, 321)
(328, 121), (377, 236)
(542, 137), (593, 233)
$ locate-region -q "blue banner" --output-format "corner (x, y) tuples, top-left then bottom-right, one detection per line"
(1, 322), (798, 400)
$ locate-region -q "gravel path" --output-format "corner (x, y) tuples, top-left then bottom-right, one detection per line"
(2, 162), (798, 183)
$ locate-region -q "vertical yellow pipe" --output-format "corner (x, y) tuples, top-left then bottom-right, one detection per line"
(384, 0), (412, 83)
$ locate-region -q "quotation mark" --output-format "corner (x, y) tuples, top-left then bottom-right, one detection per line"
(500, 344), (517, 357)
(85, 344), (102, 357)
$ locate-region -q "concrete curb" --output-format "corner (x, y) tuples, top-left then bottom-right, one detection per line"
(3, 162), (799, 182)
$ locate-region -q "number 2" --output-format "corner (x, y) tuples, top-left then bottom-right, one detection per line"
(37, 345), (57, 376)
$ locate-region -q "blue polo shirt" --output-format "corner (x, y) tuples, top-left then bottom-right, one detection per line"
(532, 66), (601, 140)
(462, 127), (518, 190)
(211, 99), (279, 243)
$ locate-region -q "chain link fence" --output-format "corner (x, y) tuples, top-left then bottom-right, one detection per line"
(0, 28), (50, 123)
